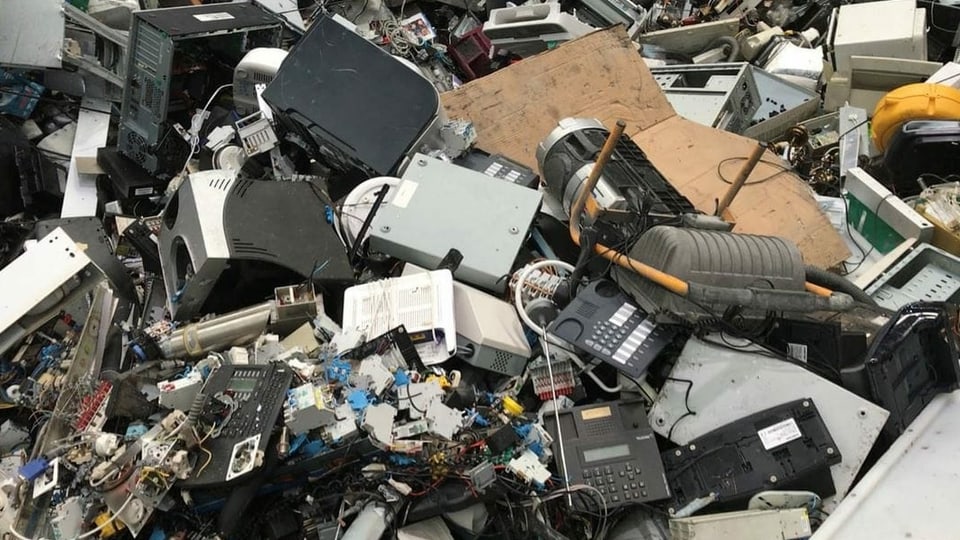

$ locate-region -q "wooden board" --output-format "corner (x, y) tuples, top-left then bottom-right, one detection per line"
(441, 27), (850, 269)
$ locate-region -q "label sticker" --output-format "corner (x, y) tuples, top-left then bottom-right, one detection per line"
(787, 343), (808, 363)
(757, 418), (803, 450)
(581, 406), (611, 421)
(391, 180), (418, 209)
(134, 187), (154, 196)
(193, 12), (235, 22)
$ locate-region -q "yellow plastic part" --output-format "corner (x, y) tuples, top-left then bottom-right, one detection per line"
(872, 83), (960, 152)
(502, 396), (524, 417)
(93, 511), (125, 538)
(425, 374), (451, 389)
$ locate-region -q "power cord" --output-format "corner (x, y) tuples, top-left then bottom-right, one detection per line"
(178, 83), (233, 179)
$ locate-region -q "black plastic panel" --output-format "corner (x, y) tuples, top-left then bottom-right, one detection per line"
(860, 302), (960, 441)
(662, 398), (841, 513)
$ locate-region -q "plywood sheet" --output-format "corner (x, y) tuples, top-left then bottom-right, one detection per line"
(441, 27), (850, 269)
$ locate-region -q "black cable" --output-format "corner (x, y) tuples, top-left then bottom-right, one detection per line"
(663, 377), (696, 441)
(667, 291), (844, 380)
(708, 331), (841, 381)
(839, 192), (895, 277)
(716, 157), (791, 186)
(618, 369), (647, 398)
(837, 189), (871, 276)
(836, 117), (870, 143)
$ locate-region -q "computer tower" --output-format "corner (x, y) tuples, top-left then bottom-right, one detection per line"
(118, 4), (283, 178)
(262, 15), (442, 185)
(159, 170), (353, 321)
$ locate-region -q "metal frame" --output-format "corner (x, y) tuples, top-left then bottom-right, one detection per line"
(650, 63), (761, 134)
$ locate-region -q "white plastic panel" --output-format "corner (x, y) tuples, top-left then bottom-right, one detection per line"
(0, 228), (91, 334)
(61, 98), (111, 218)
(813, 391), (960, 539)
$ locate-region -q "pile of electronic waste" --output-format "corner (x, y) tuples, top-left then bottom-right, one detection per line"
(1, 1), (960, 540)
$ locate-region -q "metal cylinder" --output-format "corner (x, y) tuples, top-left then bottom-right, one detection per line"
(158, 301), (273, 358)
(537, 118), (619, 216)
(536, 117), (697, 221)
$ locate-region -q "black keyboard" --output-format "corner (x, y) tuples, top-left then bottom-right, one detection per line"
(179, 363), (293, 488)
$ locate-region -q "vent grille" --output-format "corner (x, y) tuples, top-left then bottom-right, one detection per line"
(208, 175), (234, 191)
(231, 239), (276, 258)
(583, 417), (618, 437)
(252, 72), (274, 84)
(577, 302), (598, 319)
(126, 131), (148, 164)
(149, 82), (164, 116)
(233, 179), (254, 198)
(490, 351), (516, 374)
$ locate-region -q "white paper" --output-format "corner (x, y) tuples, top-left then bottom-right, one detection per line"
(193, 12), (235, 22)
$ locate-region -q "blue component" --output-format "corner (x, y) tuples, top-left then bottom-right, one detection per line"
(302, 439), (328, 458)
(394, 371), (410, 387)
(389, 454), (416, 466)
(514, 424), (532, 439)
(470, 409), (489, 427)
(529, 441), (544, 458)
(347, 390), (369, 411)
(149, 528), (167, 540)
(125, 423), (148, 441)
(523, 327), (538, 348)
(289, 433), (309, 455)
(131, 344), (146, 362)
(326, 358), (351, 384)
(18, 458), (48, 481)
(324, 205), (335, 225)
(39, 344), (62, 363)
(33, 344), (65, 378)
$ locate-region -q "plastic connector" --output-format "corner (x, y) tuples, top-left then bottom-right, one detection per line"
(18, 458), (49, 482)
(347, 390), (370, 411)
(325, 358), (351, 384)
(94, 510), (124, 537)
(502, 396), (524, 417)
